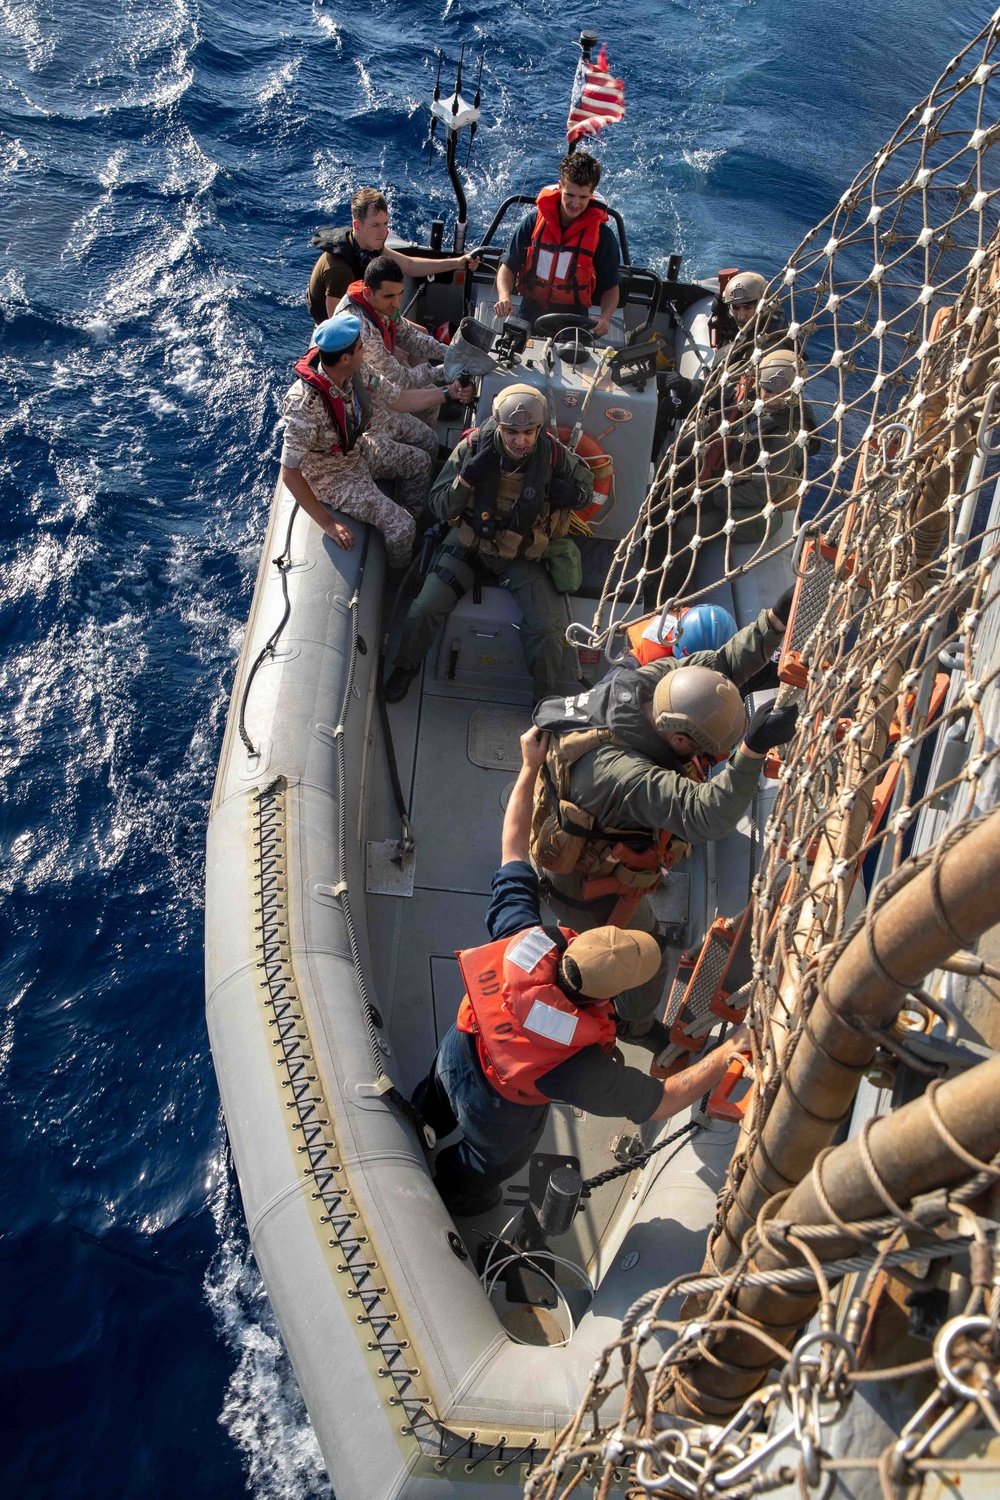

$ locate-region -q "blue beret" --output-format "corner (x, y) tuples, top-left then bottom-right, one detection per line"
(314, 313), (362, 354)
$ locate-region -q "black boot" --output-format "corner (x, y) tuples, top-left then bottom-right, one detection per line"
(383, 665), (419, 704)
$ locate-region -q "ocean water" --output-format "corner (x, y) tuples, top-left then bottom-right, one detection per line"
(0, 0), (994, 1494)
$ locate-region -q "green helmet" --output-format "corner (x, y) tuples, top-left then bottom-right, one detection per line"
(722, 271), (766, 307)
(651, 666), (747, 758)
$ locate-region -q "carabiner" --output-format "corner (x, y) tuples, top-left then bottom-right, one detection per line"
(791, 522), (821, 578)
(604, 620), (633, 666)
(565, 621), (604, 651)
(878, 420), (914, 476)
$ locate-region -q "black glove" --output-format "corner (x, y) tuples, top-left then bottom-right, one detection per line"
(458, 444), (495, 490)
(548, 470), (581, 508)
(771, 585), (795, 627)
(661, 372), (695, 423)
(744, 702), (799, 755)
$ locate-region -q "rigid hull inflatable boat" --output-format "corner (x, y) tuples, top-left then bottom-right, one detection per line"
(205, 232), (789, 1495)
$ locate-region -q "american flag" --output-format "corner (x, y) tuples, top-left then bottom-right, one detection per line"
(566, 45), (626, 147)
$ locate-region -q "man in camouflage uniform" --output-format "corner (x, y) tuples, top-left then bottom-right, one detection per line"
(336, 254), (473, 460)
(279, 313), (436, 570)
(529, 597), (798, 1044)
(384, 384), (594, 704)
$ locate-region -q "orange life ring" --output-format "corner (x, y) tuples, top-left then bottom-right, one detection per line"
(557, 426), (613, 523)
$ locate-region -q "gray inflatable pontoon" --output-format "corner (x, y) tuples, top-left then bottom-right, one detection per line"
(205, 292), (795, 1498)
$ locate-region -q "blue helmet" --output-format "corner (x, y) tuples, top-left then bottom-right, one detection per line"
(673, 604), (737, 657)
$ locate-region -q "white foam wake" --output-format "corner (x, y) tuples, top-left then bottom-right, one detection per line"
(206, 1144), (333, 1500)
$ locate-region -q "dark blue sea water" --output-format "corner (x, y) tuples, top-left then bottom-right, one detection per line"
(0, 0), (995, 1493)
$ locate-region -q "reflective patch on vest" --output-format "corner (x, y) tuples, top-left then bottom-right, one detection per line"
(522, 999), (578, 1046)
(535, 249), (574, 283)
(506, 927), (557, 974)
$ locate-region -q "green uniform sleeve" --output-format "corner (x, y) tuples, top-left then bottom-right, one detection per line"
(428, 436), (471, 525)
(589, 744), (764, 844)
(634, 607), (782, 693)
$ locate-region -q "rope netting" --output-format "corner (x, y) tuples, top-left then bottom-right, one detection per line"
(530, 13), (1000, 1498)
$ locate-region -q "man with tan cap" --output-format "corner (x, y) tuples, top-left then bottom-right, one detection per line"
(412, 728), (748, 1217)
(384, 382), (595, 703)
(530, 598), (798, 1037)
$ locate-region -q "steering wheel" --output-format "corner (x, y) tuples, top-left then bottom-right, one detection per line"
(532, 312), (599, 340)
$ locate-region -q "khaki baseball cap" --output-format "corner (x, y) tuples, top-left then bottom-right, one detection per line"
(564, 926), (662, 1000)
(492, 383), (546, 429)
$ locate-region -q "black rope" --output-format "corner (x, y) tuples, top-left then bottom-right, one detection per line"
(238, 500), (299, 756)
(580, 1119), (701, 1197)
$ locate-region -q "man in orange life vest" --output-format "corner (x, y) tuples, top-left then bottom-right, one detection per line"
(411, 726), (749, 1217)
(493, 152), (621, 338)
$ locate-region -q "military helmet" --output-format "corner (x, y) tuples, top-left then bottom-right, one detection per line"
(651, 665), (747, 758)
(492, 383), (546, 429)
(758, 348), (802, 395)
(722, 271), (766, 307)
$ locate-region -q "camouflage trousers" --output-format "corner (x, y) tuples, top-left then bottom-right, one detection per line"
(369, 403), (440, 459)
(393, 527), (582, 701)
(302, 432), (431, 570)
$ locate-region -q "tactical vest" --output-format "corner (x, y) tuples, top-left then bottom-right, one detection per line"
(455, 925), (617, 1106)
(343, 281), (397, 355)
(292, 348), (373, 454)
(516, 186), (607, 310)
(455, 418), (575, 561)
(313, 227), (371, 280)
(530, 678), (701, 923)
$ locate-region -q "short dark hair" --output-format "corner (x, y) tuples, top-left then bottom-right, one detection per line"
(364, 254), (405, 291)
(557, 954), (600, 1006)
(559, 151), (602, 190)
(351, 187), (388, 223)
(319, 335), (361, 370)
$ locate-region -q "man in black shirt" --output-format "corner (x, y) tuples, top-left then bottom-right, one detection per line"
(307, 186), (477, 323)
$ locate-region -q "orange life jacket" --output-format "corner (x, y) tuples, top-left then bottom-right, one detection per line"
(516, 186), (607, 310)
(455, 925), (617, 1105)
(626, 610), (689, 665)
(293, 348), (372, 453)
(345, 280), (397, 355)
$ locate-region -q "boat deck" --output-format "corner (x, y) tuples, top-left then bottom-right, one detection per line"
(362, 591), (663, 1283)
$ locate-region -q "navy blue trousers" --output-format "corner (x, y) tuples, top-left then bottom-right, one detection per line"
(412, 1026), (548, 1203)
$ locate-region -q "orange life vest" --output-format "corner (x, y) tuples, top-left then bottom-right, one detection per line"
(345, 280), (397, 355)
(292, 349), (372, 453)
(455, 926), (617, 1106)
(625, 610), (691, 665)
(516, 186), (607, 310)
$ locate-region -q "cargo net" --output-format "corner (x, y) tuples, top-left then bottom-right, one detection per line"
(531, 15), (1000, 1500)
